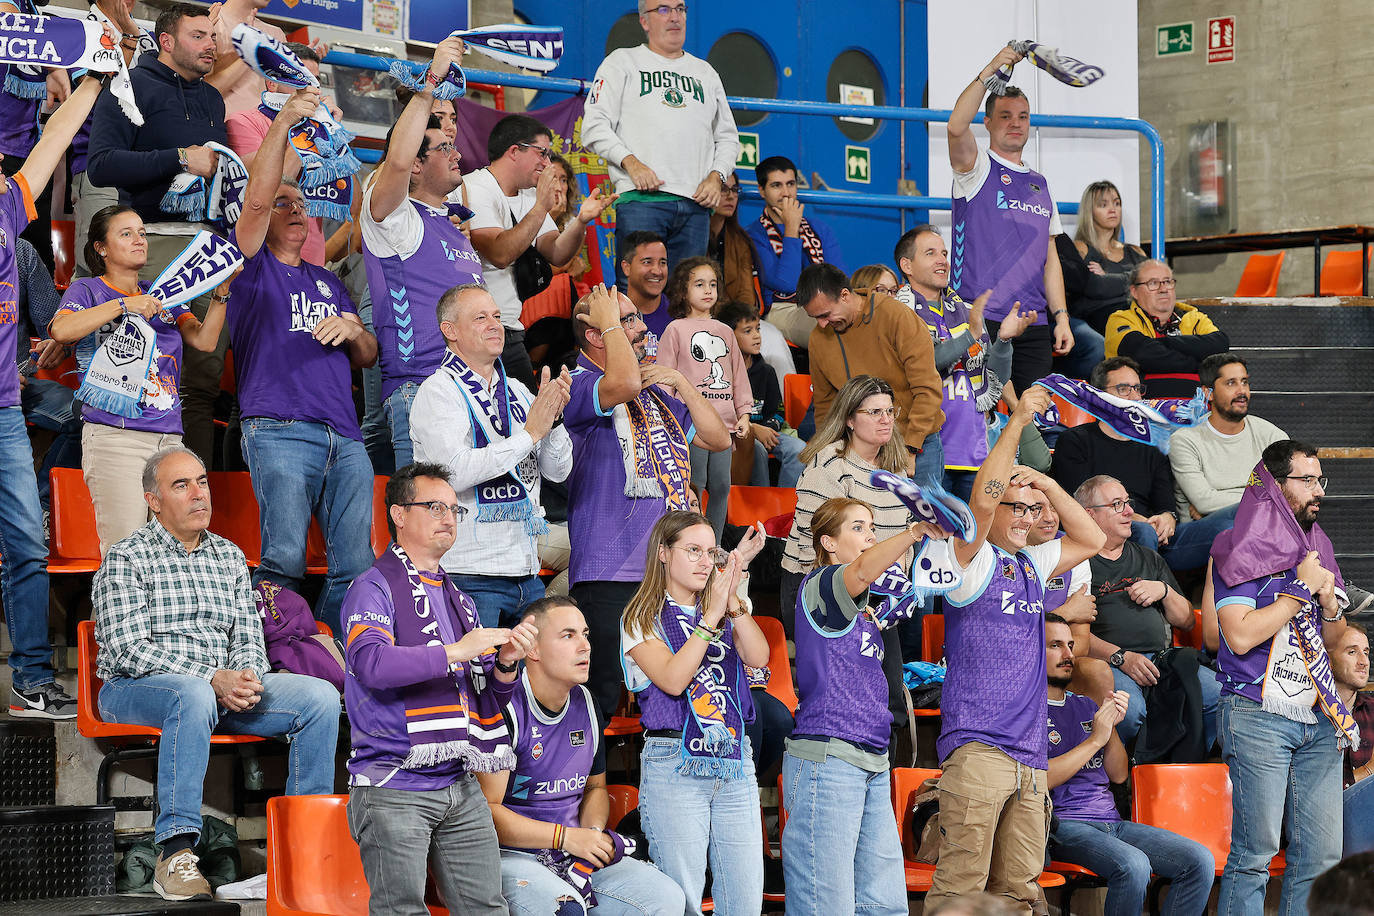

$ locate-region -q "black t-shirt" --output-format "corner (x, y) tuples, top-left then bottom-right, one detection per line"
(1088, 541), (1181, 653)
(1051, 423), (1174, 517)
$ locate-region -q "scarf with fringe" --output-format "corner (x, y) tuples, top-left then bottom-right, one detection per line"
(657, 596), (748, 779)
(984, 40), (1105, 96)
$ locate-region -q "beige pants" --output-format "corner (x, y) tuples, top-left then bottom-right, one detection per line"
(764, 299), (817, 347)
(82, 423), (182, 555)
(71, 172), (120, 280)
(927, 741), (1051, 915)
(538, 523), (571, 596)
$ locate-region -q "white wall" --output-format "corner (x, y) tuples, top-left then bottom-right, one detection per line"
(927, 1), (1141, 244)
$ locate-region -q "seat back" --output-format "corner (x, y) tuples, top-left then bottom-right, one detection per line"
(725, 486), (798, 536)
(52, 219), (75, 290)
(1172, 608), (1205, 650)
(782, 374), (812, 430)
(921, 614), (945, 664)
(754, 615), (798, 714)
(520, 272), (575, 329)
(267, 795), (371, 916)
(50, 468), (102, 568)
(1320, 248), (1366, 297)
(76, 620), (107, 738)
(208, 472), (262, 565)
(370, 475), (390, 558)
(1234, 251), (1285, 297)
(1131, 763), (1232, 870)
(604, 784), (639, 830)
(890, 767), (942, 859)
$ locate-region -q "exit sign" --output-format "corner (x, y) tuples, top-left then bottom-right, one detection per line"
(1156, 22), (1194, 57)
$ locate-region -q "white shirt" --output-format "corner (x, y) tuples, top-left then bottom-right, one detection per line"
(409, 364), (573, 576)
(464, 168), (558, 330)
(946, 539), (1062, 606)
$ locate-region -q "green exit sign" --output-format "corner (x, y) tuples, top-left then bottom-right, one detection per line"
(1157, 22), (1194, 56)
(736, 131), (760, 169)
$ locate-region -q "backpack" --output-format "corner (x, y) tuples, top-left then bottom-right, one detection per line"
(254, 582), (345, 691)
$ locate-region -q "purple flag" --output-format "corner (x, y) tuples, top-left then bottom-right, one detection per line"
(1211, 460), (1342, 592)
(1032, 373), (1171, 444)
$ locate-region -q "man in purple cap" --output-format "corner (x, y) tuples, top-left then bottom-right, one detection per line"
(1212, 439), (1353, 916)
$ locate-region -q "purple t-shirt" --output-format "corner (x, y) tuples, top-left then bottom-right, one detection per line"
(939, 539), (1061, 769)
(227, 241), (362, 440)
(564, 353), (695, 585)
(1212, 565), (1316, 705)
(59, 277), (192, 433)
(639, 295), (672, 340)
(0, 70), (39, 160)
(1047, 692), (1119, 821)
(0, 174), (35, 409)
(500, 674), (603, 848)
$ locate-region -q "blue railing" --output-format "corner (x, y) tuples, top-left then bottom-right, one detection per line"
(325, 52), (1164, 254)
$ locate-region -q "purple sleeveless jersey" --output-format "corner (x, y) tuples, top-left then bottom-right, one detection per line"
(502, 675), (601, 843)
(909, 287), (988, 470)
(1047, 692), (1119, 821)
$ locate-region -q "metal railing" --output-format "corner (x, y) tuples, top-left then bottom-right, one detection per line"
(324, 51), (1165, 255)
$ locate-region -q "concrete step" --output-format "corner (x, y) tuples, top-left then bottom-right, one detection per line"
(1193, 299), (1374, 348)
(1319, 456), (1374, 494)
(1250, 393), (1374, 447)
(1313, 494), (1370, 556)
(1234, 347), (1374, 391)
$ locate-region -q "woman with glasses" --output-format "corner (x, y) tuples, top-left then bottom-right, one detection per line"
(621, 510), (770, 915)
(49, 205), (229, 555)
(849, 264), (902, 301)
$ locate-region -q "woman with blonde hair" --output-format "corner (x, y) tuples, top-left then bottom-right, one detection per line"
(1071, 179), (1148, 335)
(621, 510), (770, 915)
(849, 263), (901, 300)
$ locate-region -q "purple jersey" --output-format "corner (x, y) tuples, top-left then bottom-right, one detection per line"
(939, 539), (1061, 769)
(1047, 692), (1119, 821)
(362, 198), (483, 399)
(951, 149), (1058, 324)
(909, 287), (988, 470)
(501, 675), (602, 846)
(792, 565), (894, 750)
(625, 600), (755, 732)
(0, 174), (35, 409)
(227, 241), (362, 440)
(1212, 565), (1311, 705)
(564, 353), (694, 585)
(0, 72), (39, 160)
(59, 277), (192, 433)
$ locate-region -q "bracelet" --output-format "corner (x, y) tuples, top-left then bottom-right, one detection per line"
(493, 657), (519, 673)
(117, 297), (127, 317)
(425, 69), (443, 88)
(211, 292), (230, 304)
(1049, 309), (1066, 320)
(724, 602), (747, 619)
(1322, 609), (1345, 622)
(692, 624), (718, 642)
(122, 31), (140, 38)
(600, 325), (625, 335)
(552, 823), (564, 850)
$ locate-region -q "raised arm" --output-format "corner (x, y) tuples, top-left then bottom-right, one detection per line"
(955, 384), (1050, 566)
(19, 74), (103, 198)
(641, 363), (732, 452)
(575, 286), (640, 408)
(947, 47), (1022, 173)
(236, 87), (321, 260)
(842, 522), (949, 598)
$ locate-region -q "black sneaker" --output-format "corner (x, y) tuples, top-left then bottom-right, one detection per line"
(9, 683), (77, 719)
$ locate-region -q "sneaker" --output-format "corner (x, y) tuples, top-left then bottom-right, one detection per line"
(1346, 583), (1374, 618)
(153, 849), (212, 902)
(9, 683), (77, 719)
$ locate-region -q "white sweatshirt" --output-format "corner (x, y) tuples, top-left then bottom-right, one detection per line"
(582, 44), (740, 199)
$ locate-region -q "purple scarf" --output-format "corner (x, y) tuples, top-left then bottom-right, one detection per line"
(658, 597), (748, 779)
(984, 40), (1106, 96)
(374, 544), (515, 771)
(760, 212), (823, 304)
(1033, 373), (1173, 444)
(536, 831), (635, 909)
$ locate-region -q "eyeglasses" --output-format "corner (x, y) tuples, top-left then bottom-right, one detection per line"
(422, 141), (458, 159)
(1286, 475), (1329, 491)
(398, 500), (468, 521)
(1132, 277), (1176, 291)
(1105, 383), (1145, 397)
(674, 544), (729, 568)
(720, 186), (741, 197)
(517, 142), (553, 161)
(620, 310), (644, 328)
(1086, 498), (1132, 514)
(871, 285), (898, 297)
(271, 199), (307, 214)
(647, 3), (687, 15)
(999, 501), (1044, 518)
(854, 406), (901, 419)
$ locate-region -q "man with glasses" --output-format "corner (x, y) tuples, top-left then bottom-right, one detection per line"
(1105, 259), (1230, 398)
(583, 0), (739, 288)
(466, 114), (616, 389)
(928, 385), (1105, 912)
(363, 37), (483, 470)
(1073, 474), (1219, 752)
(342, 461), (537, 916)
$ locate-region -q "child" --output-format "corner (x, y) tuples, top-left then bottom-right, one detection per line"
(715, 300), (805, 488)
(657, 257), (752, 538)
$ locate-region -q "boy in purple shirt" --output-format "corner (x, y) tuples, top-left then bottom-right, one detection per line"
(476, 597), (685, 915)
(342, 463), (538, 916)
(564, 285), (731, 722)
(230, 87), (378, 636)
(1044, 615), (1214, 916)
(928, 385), (1105, 914)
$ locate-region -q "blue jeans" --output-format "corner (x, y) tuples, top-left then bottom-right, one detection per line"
(780, 752), (906, 916)
(1111, 658), (1219, 751)
(638, 735), (762, 916)
(1162, 504), (1239, 572)
(613, 198), (709, 290)
(1217, 693), (1343, 916)
(500, 849), (687, 916)
(1056, 317), (1106, 380)
(384, 381), (420, 472)
(750, 432), (805, 489)
(1130, 519), (1160, 552)
(0, 406), (55, 691)
(1050, 818), (1214, 916)
(1343, 773), (1374, 857)
(21, 377), (81, 508)
(348, 778), (506, 916)
(943, 469), (976, 505)
(99, 671), (339, 843)
(356, 299), (392, 476)
(447, 572), (545, 629)
(241, 418), (376, 635)
(912, 431), (944, 488)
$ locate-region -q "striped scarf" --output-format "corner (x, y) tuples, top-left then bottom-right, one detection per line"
(759, 211), (824, 303)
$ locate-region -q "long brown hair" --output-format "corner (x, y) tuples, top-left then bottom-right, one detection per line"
(665, 256), (724, 319)
(622, 511), (717, 639)
(811, 497), (871, 566)
(798, 374), (909, 473)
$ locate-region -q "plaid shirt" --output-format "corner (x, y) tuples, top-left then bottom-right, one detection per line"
(93, 520), (268, 682)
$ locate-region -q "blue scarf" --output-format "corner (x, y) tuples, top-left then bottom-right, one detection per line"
(454, 24), (564, 73)
(390, 58), (466, 101)
(658, 597), (748, 779)
(257, 93), (355, 221)
(1032, 373), (1174, 444)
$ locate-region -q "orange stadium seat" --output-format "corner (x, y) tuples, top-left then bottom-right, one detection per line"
(921, 614), (944, 664)
(1233, 252), (1285, 297)
(48, 468), (101, 574)
(604, 784), (639, 830)
(754, 615), (797, 714)
(1319, 248), (1366, 297)
(726, 485), (797, 537)
(208, 471), (262, 566)
(782, 373), (811, 430)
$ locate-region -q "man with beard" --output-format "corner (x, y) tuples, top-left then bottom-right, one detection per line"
(1211, 439), (1354, 915)
(1044, 615), (1215, 915)
(563, 285), (730, 722)
(1026, 490), (1108, 702)
(1328, 623), (1374, 856)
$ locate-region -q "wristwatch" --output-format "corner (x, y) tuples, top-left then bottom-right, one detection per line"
(1108, 649), (1126, 668)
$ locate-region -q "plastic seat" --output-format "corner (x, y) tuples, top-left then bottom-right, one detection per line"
(208, 471), (262, 566)
(921, 614), (944, 664)
(604, 784), (638, 830)
(51, 218), (74, 290)
(1233, 252), (1285, 297)
(725, 486), (797, 537)
(782, 373), (812, 430)
(1172, 608), (1205, 650)
(370, 475), (389, 558)
(520, 272), (575, 329)
(48, 468), (101, 574)
(28, 336), (79, 390)
(1320, 248), (1366, 296)
(754, 615), (798, 714)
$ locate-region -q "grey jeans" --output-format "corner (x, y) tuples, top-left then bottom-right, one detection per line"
(347, 776), (508, 916)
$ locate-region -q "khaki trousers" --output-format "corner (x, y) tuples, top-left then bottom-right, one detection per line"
(82, 424), (182, 555)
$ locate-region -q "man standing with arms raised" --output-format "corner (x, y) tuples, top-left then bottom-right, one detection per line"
(947, 47), (1073, 394)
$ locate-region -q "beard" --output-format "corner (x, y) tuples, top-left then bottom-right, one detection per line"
(1048, 673), (1073, 689)
(1214, 398), (1249, 422)
(1295, 498), (1320, 531)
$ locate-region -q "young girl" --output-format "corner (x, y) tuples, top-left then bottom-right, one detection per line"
(657, 257), (753, 537)
(782, 496), (950, 916)
(621, 511), (770, 915)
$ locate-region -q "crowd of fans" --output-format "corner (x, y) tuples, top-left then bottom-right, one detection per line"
(0, 1), (1368, 914)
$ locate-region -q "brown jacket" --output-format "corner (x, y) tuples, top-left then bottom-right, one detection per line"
(808, 291), (944, 449)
